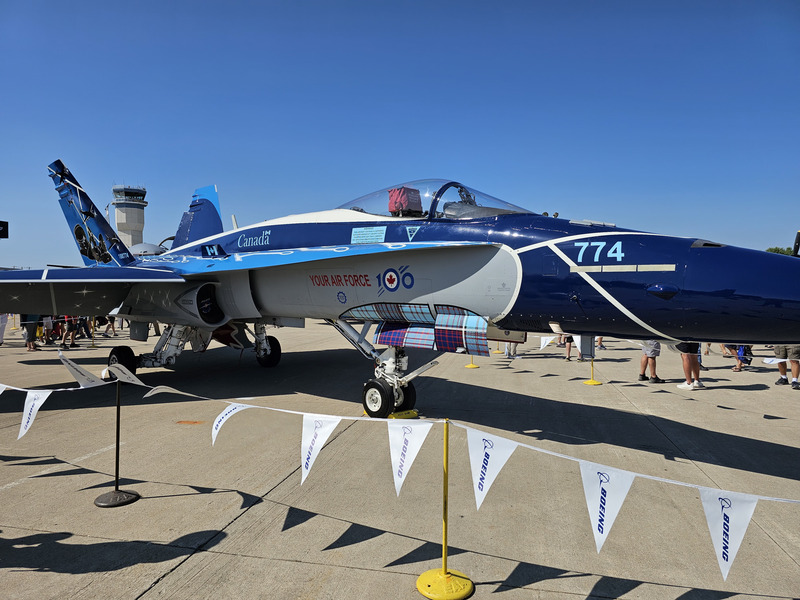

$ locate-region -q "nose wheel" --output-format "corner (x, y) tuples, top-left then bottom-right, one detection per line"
(363, 379), (394, 418)
(362, 379), (417, 418)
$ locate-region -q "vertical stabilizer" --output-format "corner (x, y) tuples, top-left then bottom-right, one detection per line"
(172, 185), (225, 248)
(48, 160), (134, 266)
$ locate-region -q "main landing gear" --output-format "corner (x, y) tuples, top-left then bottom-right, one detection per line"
(330, 319), (437, 418)
(107, 324), (198, 375)
(105, 322), (284, 375)
(253, 322), (281, 368)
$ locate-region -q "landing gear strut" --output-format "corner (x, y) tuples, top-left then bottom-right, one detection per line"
(254, 323), (282, 367)
(331, 319), (436, 417)
(106, 324), (200, 373)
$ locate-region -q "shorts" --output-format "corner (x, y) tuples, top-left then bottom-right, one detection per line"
(773, 345), (800, 360)
(564, 336), (574, 343)
(675, 342), (700, 354)
(642, 340), (661, 358)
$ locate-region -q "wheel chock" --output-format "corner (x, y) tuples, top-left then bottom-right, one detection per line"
(362, 409), (419, 419)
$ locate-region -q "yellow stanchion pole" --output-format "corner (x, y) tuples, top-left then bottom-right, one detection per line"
(464, 355), (479, 369)
(416, 420), (473, 599)
(583, 357), (602, 386)
(492, 341), (503, 354)
(11, 313), (18, 330)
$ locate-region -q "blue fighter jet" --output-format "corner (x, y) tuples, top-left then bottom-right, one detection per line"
(1, 160), (798, 417)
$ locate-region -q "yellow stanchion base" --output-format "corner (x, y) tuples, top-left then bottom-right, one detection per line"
(416, 569), (474, 599)
(465, 363), (479, 369)
(583, 379), (602, 386)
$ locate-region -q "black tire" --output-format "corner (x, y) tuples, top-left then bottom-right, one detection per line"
(108, 346), (137, 375)
(362, 378), (395, 418)
(395, 381), (417, 412)
(256, 335), (281, 367)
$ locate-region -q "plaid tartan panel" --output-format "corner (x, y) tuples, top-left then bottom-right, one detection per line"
(375, 322), (435, 349)
(433, 308), (490, 356)
(343, 303), (433, 324)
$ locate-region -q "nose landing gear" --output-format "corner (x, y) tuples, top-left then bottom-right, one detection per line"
(330, 319), (435, 418)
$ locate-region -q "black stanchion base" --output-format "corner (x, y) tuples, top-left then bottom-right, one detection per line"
(94, 490), (141, 508)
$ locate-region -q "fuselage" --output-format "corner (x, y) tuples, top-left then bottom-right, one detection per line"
(134, 179), (800, 345)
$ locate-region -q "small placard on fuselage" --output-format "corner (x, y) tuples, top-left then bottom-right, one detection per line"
(351, 226), (386, 244)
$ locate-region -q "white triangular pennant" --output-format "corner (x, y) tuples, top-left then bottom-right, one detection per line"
(540, 335), (556, 350)
(18, 390), (52, 439)
(388, 420), (433, 496)
(300, 415), (340, 484)
(762, 357), (788, 364)
(0, 384), (6, 396)
(211, 403), (252, 446)
(466, 427), (518, 510)
(105, 364), (149, 387)
(699, 487), (758, 580)
(579, 461), (635, 552)
(145, 385), (206, 399)
(58, 351), (107, 388)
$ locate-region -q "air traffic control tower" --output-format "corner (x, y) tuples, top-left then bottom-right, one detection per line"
(111, 185), (147, 247)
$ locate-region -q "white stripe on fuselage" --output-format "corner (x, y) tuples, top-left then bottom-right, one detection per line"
(516, 230), (683, 341)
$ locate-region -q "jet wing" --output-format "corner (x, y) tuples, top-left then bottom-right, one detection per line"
(0, 266), (185, 315)
(139, 241), (494, 277)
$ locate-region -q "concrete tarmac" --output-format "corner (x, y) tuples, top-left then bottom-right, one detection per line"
(0, 321), (798, 599)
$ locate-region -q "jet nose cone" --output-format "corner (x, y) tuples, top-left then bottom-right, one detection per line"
(684, 244), (800, 343)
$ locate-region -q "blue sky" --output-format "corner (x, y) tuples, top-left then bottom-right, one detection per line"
(1, 1), (798, 268)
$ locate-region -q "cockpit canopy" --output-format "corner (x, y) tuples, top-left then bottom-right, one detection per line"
(336, 179), (535, 220)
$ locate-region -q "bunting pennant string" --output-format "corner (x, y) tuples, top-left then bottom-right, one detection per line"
(211, 403), (253, 446)
(465, 426), (518, 510)
(3, 361), (800, 581)
(145, 385), (214, 400)
(300, 415), (341, 484)
(762, 357), (788, 364)
(18, 390), (52, 439)
(105, 364), (150, 387)
(579, 461), (636, 552)
(388, 420), (433, 496)
(699, 487), (759, 581)
(539, 335), (556, 350)
(58, 352), (107, 388)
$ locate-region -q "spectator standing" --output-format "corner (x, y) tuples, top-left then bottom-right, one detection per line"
(676, 342), (704, 390)
(103, 316), (117, 337)
(21, 314), (41, 351)
(638, 340), (665, 383)
(60, 315), (78, 349)
(564, 335), (584, 362)
(773, 345), (800, 390)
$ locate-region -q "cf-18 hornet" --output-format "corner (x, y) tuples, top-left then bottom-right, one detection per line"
(1, 160), (798, 416)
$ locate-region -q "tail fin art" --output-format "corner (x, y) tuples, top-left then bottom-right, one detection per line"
(48, 159), (135, 267)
